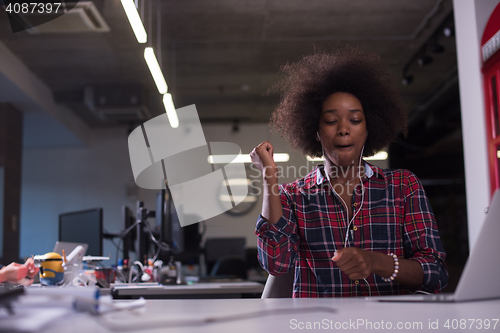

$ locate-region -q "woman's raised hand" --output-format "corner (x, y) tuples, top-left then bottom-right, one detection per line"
(250, 141), (277, 174)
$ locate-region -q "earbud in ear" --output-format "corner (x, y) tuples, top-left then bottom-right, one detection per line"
(316, 131), (320, 140)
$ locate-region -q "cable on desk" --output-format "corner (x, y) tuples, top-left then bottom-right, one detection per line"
(97, 306), (337, 332)
(128, 261), (145, 283)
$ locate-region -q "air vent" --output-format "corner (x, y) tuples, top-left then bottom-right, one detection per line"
(84, 86), (151, 123)
(23, 1), (110, 34)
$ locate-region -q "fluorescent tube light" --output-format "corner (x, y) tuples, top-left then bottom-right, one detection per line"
(208, 153), (290, 164)
(219, 195), (258, 203)
(365, 151), (388, 161)
(307, 151), (388, 161)
(144, 47), (168, 94)
(306, 156), (324, 162)
(223, 179), (251, 186)
(163, 93), (178, 128)
(120, 0), (147, 43)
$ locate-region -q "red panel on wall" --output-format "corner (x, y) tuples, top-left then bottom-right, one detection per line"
(482, 2), (500, 197)
(481, 2), (500, 46)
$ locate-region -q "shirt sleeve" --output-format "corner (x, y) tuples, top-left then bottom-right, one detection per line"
(403, 172), (449, 293)
(255, 185), (300, 276)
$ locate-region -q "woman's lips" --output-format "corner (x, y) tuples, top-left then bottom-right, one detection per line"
(335, 144), (353, 150)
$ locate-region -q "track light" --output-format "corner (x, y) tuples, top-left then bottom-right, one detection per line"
(443, 27), (454, 38)
(402, 74), (413, 86)
(430, 43), (445, 54)
(417, 55), (433, 67)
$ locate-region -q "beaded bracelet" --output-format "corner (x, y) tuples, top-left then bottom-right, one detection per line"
(382, 253), (399, 282)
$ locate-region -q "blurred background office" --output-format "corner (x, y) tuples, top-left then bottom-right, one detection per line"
(0, 0), (499, 290)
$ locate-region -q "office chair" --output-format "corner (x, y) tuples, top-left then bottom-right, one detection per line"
(209, 255), (247, 279)
(261, 265), (295, 298)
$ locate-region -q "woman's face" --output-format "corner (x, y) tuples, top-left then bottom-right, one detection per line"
(317, 92), (367, 168)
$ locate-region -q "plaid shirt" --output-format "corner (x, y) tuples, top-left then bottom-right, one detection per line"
(255, 163), (448, 298)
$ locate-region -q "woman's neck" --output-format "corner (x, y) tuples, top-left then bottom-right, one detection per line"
(324, 159), (364, 184)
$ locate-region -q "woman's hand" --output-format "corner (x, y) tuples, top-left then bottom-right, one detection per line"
(332, 248), (425, 288)
(331, 247), (375, 280)
(0, 258), (39, 284)
(0, 262), (28, 283)
(251, 141), (283, 224)
(250, 141), (277, 177)
(24, 258), (39, 279)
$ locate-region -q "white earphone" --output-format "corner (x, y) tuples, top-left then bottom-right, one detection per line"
(317, 128), (371, 295)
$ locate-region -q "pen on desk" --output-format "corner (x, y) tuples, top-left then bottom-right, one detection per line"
(62, 249), (67, 264)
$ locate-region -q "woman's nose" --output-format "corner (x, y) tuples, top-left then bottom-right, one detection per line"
(337, 120), (350, 136)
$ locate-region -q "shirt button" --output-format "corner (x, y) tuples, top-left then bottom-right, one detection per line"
(353, 203), (358, 206)
(353, 226), (358, 231)
(355, 280), (360, 285)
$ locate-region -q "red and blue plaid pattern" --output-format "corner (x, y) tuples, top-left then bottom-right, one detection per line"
(256, 163), (448, 298)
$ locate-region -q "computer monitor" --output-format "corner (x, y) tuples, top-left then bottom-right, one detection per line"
(59, 208), (103, 256)
(121, 205), (136, 260)
(204, 238), (246, 273)
(156, 189), (184, 253)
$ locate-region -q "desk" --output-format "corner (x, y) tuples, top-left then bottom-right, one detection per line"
(111, 281), (264, 299)
(32, 297), (500, 333)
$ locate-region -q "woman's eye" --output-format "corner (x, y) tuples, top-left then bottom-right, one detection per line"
(351, 120), (362, 124)
(325, 120), (337, 124)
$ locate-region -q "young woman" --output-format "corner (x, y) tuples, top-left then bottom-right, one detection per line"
(251, 48), (448, 297)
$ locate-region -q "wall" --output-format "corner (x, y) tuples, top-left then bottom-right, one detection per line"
(20, 126), (154, 262)
(453, 0), (499, 249)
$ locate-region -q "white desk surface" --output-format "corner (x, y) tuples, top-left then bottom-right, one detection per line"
(111, 281), (264, 296)
(34, 297), (500, 333)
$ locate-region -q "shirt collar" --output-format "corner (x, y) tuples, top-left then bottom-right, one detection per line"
(307, 161), (377, 189)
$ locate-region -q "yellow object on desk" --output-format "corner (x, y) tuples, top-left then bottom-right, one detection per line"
(39, 252), (64, 286)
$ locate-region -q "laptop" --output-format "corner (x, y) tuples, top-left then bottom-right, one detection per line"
(53, 241), (88, 258)
(369, 189), (500, 303)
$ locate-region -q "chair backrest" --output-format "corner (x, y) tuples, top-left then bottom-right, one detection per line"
(209, 255), (247, 279)
(261, 266), (295, 298)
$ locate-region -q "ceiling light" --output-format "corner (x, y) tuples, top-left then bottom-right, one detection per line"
(365, 151), (388, 161)
(307, 151), (388, 161)
(417, 55), (433, 67)
(208, 153), (290, 164)
(162, 93), (178, 128)
(120, 0), (147, 43)
(223, 179), (251, 186)
(144, 47), (168, 94)
(402, 74), (413, 86)
(219, 194), (258, 203)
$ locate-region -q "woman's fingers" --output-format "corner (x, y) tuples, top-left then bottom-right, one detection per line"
(251, 141), (277, 171)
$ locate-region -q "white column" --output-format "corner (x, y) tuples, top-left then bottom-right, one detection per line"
(453, 0), (499, 250)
